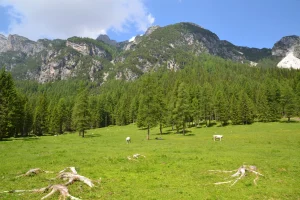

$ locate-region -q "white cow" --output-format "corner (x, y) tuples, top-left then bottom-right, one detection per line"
(126, 137), (131, 144)
(213, 135), (223, 141)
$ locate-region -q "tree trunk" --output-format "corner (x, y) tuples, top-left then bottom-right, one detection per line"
(59, 123), (63, 134)
(82, 130), (85, 138)
(182, 122), (185, 136)
(160, 124), (162, 135)
(147, 124), (150, 140)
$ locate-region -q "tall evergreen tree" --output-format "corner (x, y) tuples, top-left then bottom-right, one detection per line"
(238, 90), (255, 125)
(73, 87), (90, 137)
(190, 85), (202, 127)
(173, 82), (190, 135)
(0, 69), (18, 140)
(280, 84), (296, 122)
(214, 90), (229, 126)
(33, 93), (49, 136)
(201, 83), (213, 126)
(23, 101), (33, 136)
(137, 74), (160, 140)
(230, 95), (241, 125)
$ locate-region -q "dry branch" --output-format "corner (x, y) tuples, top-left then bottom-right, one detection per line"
(16, 168), (53, 178)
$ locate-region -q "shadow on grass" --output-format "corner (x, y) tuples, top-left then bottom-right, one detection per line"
(155, 132), (172, 135)
(84, 134), (102, 138)
(279, 120), (299, 123)
(1, 136), (40, 142)
(184, 133), (195, 136)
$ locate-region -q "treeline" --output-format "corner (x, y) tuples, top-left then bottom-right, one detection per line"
(1, 55), (300, 140)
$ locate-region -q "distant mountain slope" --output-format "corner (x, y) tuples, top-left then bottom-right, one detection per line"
(0, 22), (297, 83)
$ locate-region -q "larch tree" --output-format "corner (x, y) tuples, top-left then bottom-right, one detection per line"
(214, 90), (229, 126)
(137, 74), (160, 140)
(72, 87), (90, 137)
(173, 82), (190, 135)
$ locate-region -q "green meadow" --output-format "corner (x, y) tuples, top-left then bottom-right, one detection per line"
(0, 122), (300, 200)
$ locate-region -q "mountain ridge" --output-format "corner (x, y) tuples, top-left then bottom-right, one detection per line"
(0, 22), (299, 83)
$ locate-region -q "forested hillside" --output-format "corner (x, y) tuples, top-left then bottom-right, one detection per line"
(1, 54), (299, 140)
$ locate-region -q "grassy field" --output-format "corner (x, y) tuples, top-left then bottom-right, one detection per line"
(0, 122), (300, 200)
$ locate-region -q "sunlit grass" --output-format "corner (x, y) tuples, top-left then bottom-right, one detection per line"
(0, 122), (300, 199)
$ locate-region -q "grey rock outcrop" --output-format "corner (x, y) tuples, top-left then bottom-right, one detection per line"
(272, 35), (300, 57)
(0, 34), (45, 55)
(66, 40), (109, 59)
(273, 36), (300, 69)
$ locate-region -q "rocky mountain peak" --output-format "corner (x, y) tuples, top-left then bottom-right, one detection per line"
(273, 35), (300, 69)
(96, 34), (117, 46)
(0, 34), (7, 40)
(0, 34), (45, 55)
(272, 35), (300, 57)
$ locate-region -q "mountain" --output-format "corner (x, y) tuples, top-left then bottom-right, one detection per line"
(0, 22), (297, 83)
(272, 35), (300, 69)
(96, 34), (118, 47)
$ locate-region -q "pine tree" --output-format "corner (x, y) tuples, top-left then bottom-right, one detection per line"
(0, 69), (18, 140)
(201, 83), (213, 126)
(214, 90), (229, 126)
(137, 74), (160, 140)
(33, 93), (49, 136)
(280, 84), (296, 122)
(256, 88), (271, 122)
(173, 82), (190, 135)
(190, 85), (201, 127)
(23, 101), (33, 136)
(230, 95), (241, 125)
(72, 88), (90, 137)
(238, 90), (255, 125)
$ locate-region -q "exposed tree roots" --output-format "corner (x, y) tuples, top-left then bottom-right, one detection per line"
(57, 166), (97, 187)
(1, 184), (80, 200)
(209, 165), (264, 186)
(41, 184), (81, 200)
(2, 167), (98, 199)
(127, 154), (146, 161)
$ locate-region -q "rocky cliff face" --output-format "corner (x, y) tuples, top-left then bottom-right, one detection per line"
(272, 35), (300, 69)
(0, 34), (45, 55)
(272, 35), (300, 57)
(66, 40), (109, 58)
(0, 35), (111, 83)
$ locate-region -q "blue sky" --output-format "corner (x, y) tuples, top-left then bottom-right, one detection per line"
(0, 0), (299, 48)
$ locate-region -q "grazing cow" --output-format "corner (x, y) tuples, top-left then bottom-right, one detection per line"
(126, 137), (131, 144)
(213, 135), (223, 141)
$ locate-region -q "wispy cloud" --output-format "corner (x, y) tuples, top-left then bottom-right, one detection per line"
(0, 0), (155, 40)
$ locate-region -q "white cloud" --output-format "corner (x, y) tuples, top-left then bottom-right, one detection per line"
(0, 0), (155, 41)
